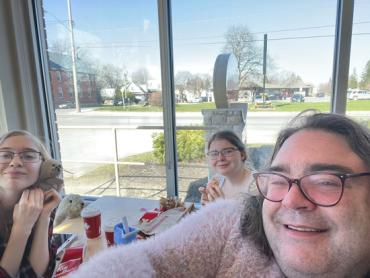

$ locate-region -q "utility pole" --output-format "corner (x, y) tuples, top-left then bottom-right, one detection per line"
(263, 34), (267, 103)
(67, 0), (80, 112)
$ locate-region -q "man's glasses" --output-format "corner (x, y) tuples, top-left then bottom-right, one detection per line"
(253, 172), (370, 207)
(207, 147), (238, 160)
(0, 151), (42, 164)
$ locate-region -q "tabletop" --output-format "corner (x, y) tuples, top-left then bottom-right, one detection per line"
(53, 196), (159, 259)
(54, 195), (159, 235)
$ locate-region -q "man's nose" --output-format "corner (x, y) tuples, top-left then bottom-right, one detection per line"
(281, 183), (316, 210)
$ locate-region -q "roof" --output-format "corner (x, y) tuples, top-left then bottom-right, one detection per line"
(48, 51), (94, 74)
(125, 82), (147, 94)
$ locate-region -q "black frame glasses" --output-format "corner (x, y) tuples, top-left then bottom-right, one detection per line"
(253, 171), (370, 207)
(206, 147), (238, 160)
(0, 151), (42, 164)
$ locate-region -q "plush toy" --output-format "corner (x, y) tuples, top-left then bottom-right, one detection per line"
(35, 159), (64, 192)
(54, 194), (85, 226)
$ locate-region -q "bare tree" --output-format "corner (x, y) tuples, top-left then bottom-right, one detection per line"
(175, 71), (192, 102)
(132, 68), (150, 85)
(223, 25), (263, 87)
(175, 72), (211, 101)
(318, 78), (332, 95)
(132, 68), (151, 101)
(49, 38), (70, 54)
(96, 64), (128, 90)
(280, 71), (304, 87)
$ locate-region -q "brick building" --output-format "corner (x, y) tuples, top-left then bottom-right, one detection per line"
(48, 52), (98, 108)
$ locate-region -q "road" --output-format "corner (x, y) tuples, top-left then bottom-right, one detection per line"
(55, 109), (369, 175)
(56, 109), (296, 142)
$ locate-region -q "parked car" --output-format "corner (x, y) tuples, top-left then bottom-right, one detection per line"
(254, 95), (272, 108)
(347, 89), (370, 100)
(267, 94), (280, 100)
(114, 100), (123, 106)
(58, 102), (75, 109)
(190, 97), (202, 103)
(291, 94), (305, 103)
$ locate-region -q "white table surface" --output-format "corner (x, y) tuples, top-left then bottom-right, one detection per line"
(54, 196), (159, 235)
(92, 195), (159, 227)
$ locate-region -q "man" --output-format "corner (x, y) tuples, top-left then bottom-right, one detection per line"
(72, 112), (370, 277)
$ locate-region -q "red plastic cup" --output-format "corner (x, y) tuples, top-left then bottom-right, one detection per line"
(103, 220), (116, 247)
(81, 206), (101, 239)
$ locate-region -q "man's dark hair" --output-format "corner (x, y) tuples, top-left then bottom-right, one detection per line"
(240, 195), (273, 257)
(270, 110), (370, 167)
(240, 110), (370, 257)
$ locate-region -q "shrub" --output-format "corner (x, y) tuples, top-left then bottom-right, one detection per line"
(152, 130), (205, 163)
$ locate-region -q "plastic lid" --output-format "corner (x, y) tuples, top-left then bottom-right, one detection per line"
(80, 205), (100, 218)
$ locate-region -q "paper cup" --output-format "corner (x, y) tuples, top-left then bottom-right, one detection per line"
(103, 220), (117, 247)
(81, 206), (101, 239)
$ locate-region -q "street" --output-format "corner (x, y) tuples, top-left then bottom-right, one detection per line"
(56, 109), (296, 142)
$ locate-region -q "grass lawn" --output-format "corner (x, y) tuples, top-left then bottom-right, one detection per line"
(95, 100), (369, 112)
(267, 102), (331, 112)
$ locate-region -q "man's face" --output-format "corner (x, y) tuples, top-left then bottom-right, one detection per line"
(262, 129), (370, 277)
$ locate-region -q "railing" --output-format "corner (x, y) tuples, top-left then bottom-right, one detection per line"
(57, 125), (208, 198)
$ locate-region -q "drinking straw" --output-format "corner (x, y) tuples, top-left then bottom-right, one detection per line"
(122, 216), (129, 234)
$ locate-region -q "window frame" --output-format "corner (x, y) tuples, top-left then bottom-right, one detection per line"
(0, 0), (355, 197)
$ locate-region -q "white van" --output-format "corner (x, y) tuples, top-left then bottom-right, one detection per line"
(347, 89), (370, 100)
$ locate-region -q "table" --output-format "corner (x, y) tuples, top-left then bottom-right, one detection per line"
(54, 196), (159, 258)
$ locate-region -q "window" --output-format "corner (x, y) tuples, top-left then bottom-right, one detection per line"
(68, 85), (73, 97)
(42, 0), (165, 199)
(57, 86), (64, 98)
(172, 0), (337, 194)
(56, 71), (62, 82)
(347, 0), (370, 126)
(18, 0), (358, 201)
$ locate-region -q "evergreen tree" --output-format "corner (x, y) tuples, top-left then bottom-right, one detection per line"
(360, 60), (370, 89)
(348, 68), (358, 89)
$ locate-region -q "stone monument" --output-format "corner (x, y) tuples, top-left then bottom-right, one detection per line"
(202, 53), (247, 147)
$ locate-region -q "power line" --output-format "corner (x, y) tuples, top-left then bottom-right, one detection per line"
(42, 9), (370, 48)
(44, 10), (70, 31)
(75, 32), (370, 49)
(43, 6), (370, 40)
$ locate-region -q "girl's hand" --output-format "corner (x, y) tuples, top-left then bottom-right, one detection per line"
(199, 179), (225, 205)
(12, 189), (44, 234)
(40, 188), (61, 218)
(206, 179), (225, 201)
(199, 186), (209, 205)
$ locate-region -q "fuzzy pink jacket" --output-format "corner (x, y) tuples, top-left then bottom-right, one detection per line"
(71, 199), (284, 277)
